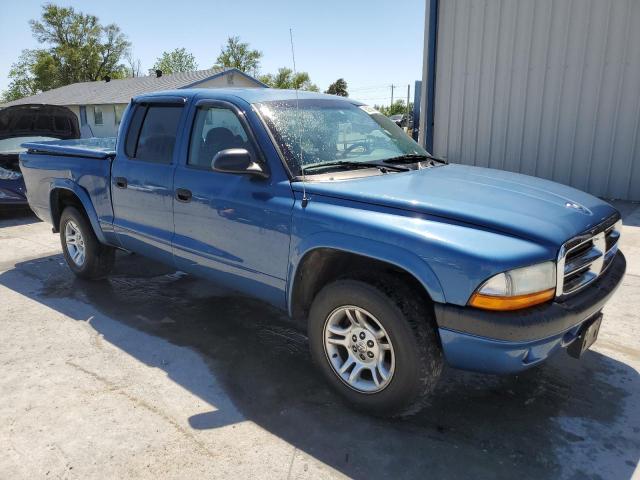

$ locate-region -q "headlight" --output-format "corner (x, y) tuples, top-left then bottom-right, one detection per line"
(469, 261), (556, 311)
(0, 166), (22, 180)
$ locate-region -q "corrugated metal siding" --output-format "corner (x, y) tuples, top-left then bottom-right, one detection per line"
(433, 0), (640, 201)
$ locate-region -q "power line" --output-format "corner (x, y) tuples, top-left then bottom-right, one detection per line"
(348, 84), (393, 92)
(349, 83), (414, 93)
(349, 95), (390, 100)
(351, 84), (414, 105)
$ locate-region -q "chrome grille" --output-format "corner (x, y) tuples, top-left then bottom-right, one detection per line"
(556, 216), (621, 297)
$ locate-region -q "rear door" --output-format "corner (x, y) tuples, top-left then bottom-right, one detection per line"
(111, 98), (186, 264)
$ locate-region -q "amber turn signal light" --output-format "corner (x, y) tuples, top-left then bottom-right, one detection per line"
(468, 288), (555, 311)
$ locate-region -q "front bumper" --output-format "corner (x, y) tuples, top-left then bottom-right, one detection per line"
(434, 251), (626, 373)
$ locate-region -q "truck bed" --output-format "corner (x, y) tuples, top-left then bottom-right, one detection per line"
(19, 138), (116, 233)
(22, 137), (117, 159)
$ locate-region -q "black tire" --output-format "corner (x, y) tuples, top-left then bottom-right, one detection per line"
(59, 206), (115, 279)
(308, 276), (443, 417)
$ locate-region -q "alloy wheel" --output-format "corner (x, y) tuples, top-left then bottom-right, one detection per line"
(323, 305), (396, 393)
(64, 220), (86, 267)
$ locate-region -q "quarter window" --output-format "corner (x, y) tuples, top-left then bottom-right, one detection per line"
(188, 106), (254, 169)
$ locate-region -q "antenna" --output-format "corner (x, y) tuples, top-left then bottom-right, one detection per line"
(289, 28), (308, 208)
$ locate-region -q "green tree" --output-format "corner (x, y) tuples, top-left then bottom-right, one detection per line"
(124, 50), (142, 77)
(2, 4), (129, 102)
(374, 100), (413, 117)
(258, 67), (319, 91)
(2, 51), (41, 102)
(150, 48), (197, 75)
(215, 36), (262, 75)
(325, 78), (348, 97)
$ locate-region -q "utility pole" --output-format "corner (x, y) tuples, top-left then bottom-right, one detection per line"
(390, 84), (395, 106)
(406, 84), (410, 128)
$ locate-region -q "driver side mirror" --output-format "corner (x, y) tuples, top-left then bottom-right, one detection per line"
(211, 148), (268, 179)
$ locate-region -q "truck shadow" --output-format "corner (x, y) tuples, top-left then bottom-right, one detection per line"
(1, 252), (639, 479)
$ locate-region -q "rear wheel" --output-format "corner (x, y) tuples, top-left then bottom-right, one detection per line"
(308, 277), (443, 417)
(60, 206), (115, 279)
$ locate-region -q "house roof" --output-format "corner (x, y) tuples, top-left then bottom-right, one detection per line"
(1, 68), (266, 108)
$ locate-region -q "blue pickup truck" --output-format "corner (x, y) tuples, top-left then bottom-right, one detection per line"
(20, 89), (625, 416)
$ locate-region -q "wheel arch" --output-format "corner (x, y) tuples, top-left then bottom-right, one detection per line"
(49, 181), (107, 244)
(288, 239), (445, 322)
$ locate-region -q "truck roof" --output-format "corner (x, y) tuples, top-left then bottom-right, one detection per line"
(132, 88), (362, 105)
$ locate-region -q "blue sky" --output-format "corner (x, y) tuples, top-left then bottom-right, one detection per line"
(0, 0), (426, 105)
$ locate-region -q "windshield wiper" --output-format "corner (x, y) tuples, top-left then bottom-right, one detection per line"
(383, 154), (447, 165)
(302, 161), (409, 174)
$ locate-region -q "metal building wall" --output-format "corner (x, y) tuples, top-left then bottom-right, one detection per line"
(432, 0), (640, 201)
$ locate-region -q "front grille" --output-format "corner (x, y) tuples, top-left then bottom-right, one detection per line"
(556, 215), (621, 297)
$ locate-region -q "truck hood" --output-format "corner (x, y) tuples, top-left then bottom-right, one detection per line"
(298, 164), (618, 247)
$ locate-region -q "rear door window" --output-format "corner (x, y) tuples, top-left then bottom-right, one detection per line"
(126, 104), (184, 164)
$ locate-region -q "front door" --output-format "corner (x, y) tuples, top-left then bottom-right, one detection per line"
(111, 100), (185, 264)
(172, 101), (294, 306)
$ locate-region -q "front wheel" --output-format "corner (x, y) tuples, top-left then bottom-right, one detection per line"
(308, 277), (443, 417)
(60, 206), (115, 279)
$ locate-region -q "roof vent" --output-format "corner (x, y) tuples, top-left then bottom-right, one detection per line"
(155, 69), (162, 78)
(104, 75), (111, 82)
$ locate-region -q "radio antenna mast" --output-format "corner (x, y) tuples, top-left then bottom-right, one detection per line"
(289, 28), (308, 207)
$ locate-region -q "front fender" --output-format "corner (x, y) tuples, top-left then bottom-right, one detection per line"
(50, 179), (108, 244)
(287, 231), (446, 316)
(287, 193), (556, 308)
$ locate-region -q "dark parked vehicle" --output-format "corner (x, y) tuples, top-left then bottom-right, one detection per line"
(389, 114), (403, 126)
(389, 113), (413, 130)
(399, 113), (413, 129)
(0, 104), (79, 208)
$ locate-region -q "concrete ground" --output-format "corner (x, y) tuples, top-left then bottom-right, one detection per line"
(0, 202), (639, 480)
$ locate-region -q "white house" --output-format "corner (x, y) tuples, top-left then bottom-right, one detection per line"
(0, 68), (267, 137)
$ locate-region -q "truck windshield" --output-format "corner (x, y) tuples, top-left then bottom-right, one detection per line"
(256, 99), (428, 176)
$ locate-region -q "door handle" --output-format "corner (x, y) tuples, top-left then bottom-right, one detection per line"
(115, 177), (127, 189)
(175, 188), (192, 202)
